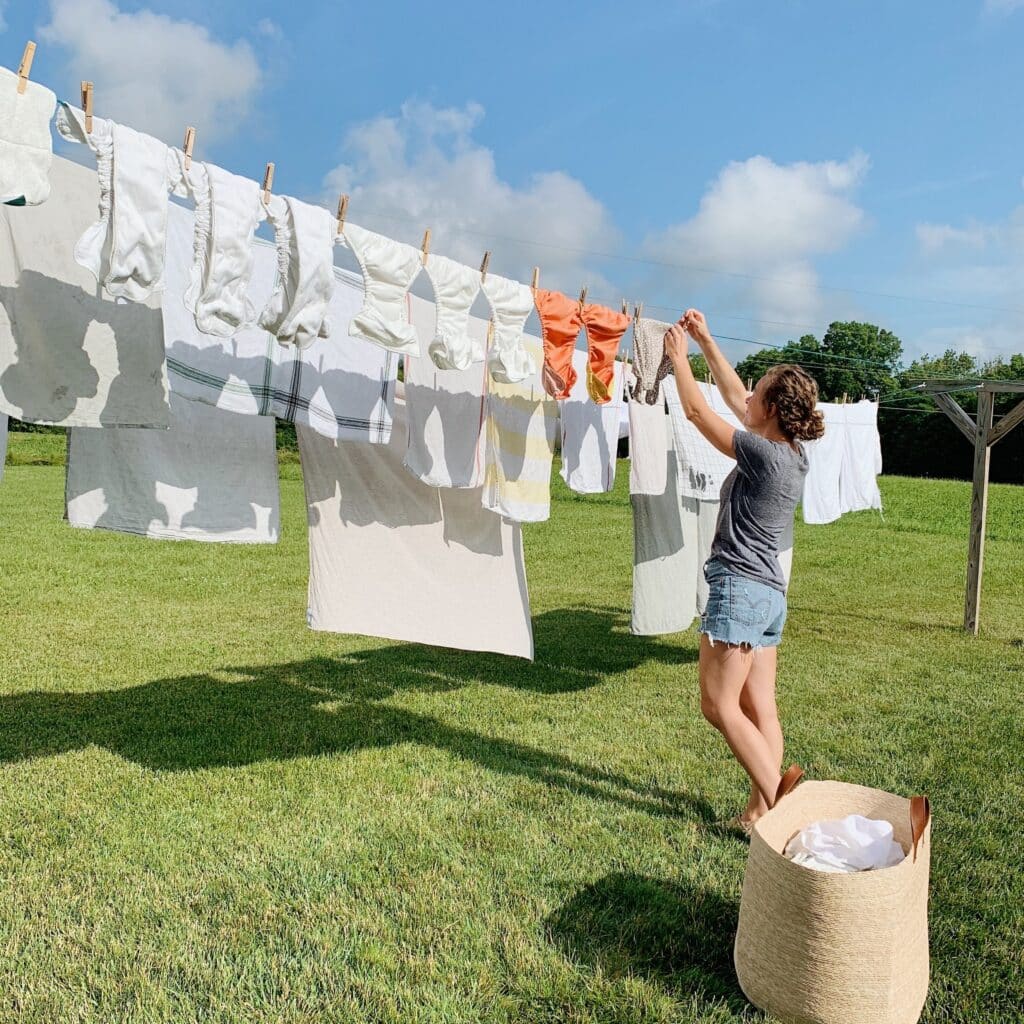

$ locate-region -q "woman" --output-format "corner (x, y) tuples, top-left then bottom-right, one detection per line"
(665, 309), (825, 830)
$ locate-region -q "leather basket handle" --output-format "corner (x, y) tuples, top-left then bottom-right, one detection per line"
(910, 795), (930, 862)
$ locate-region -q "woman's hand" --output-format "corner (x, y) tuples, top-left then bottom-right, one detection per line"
(682, 308), (714, 348)
(664, 321), (689, 367)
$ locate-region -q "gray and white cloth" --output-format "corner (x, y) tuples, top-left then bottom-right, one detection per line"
(0, 65), (56, 206)
(559, 348), (623, 494)
(0, 156), (170, 428)
(300, 400), (534, 659)
(665, 378), (743, 500)
(66, 393), (280, 544)
(163, 201), (397, 443)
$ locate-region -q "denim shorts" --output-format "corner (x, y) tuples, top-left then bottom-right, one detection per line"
(700, 559), (788, 649)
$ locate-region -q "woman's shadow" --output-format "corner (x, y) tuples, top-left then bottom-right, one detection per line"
(545, 871), (754, 1015)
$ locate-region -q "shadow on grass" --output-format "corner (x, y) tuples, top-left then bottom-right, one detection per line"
(0, 609), (711, 821)
(546, 872), (752, 1014)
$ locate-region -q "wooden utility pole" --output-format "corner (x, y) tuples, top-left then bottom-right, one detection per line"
(919, 380), (1024, 634)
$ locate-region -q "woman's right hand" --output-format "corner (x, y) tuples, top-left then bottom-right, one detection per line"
(682, 308), (714, 347)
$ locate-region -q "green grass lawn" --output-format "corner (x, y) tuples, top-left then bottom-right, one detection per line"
(1, 436), (1022, 1023)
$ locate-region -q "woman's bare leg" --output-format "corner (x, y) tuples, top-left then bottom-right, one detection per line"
(699, 635), (783, 810)
(739, 646), (784, 821)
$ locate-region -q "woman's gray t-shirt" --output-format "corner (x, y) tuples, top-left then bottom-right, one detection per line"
(709, 430), (808, 592)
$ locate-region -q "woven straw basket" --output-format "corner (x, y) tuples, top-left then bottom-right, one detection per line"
(734, 781), (932, 1024)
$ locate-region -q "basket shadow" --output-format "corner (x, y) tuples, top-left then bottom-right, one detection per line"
(545, 871), (753, 1014)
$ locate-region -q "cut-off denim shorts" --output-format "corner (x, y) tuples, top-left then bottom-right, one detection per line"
(700, 558), (787, 649)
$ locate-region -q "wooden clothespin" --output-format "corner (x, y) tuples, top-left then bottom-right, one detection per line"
(634, 302), (643, 322)
(421, 228), (431, 266)
(578, 286), (588, 306)
(621, 298), (628, 316)
(262, 162), (275, 205)
(182, 126), (196, 172)
(480, 251), (491, 282)
(81, 81), (94, 133)
(747, 377), (753, 392)
(336, 194), (349, 235)
(706, 371), (712, 386)
(841, 392), (848, 405)
(17, 42), (36, 95)
(531, 267), (540, 292)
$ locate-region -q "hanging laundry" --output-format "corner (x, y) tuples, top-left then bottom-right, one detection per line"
(403, 291), (488, 489)
(258, 194), (335, 349)
(628, 380), (669, 497)
(182, 161), (265, 338)
(480, 335), (558, 523)
(839, 400), (883, 516)
(299, 399), (534, 659)
(481, 273), (535, 384)
(630, 317), (673, 404)
(0, 65), (56, 206)
(802, 402), (847, 524)
(536, 290), (630, 404)
(0, 156), (170, 428)
(665, 376), (743, 500)
(558, 348), (623, 494)
(0, 413), (7, 485)
(162, 202), (397, 443)
(630, 425), (702, 635)
(66, 393), (280, 544)
(341, 221), (422, 354)
(423, 253), (483, 370)
(55, 104), (185, 303)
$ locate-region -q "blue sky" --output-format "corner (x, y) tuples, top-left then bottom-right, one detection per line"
(5, 0), (1024, 364)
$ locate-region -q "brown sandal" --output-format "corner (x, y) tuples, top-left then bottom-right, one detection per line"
(773, 764), (804, 807)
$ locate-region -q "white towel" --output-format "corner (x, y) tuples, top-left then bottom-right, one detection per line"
(66, 393), (279, 544)
(480, 335), (557, 523)
(802, 402), (847, 524)
(259, 195), (336, 349)
(299, 400), (534, 659)
(784, 814), (905, 873)
(56, 104), (186, 302)
(628, 386), (669, 497)
(840, 400), (883, 515)
(163, 201), (397, 443)
(403, 291), (488, 488)
(0, 66), (56, 206)
(0, 156), (170, 428)
(183, 162), (265, 337)
(665, 377), (743, 500)
(559, 348), (623, 494)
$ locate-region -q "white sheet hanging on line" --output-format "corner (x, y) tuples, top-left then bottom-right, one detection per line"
(0, 156), (170, 428)
(480, 335), (558, 523)
(664, 377), (743, 500)
(55, 104), (185, 302)
(559, 347), (623, 494)
(0, 65), (56, 206)
(801, 402), (847, 524)
(299, 400), (534, 659)
(628, 383), (669, 497)
(840, 400), (883, 515)
(402, 291), (488, 489)
(66, 393), (280, 544)
(163, 202), (397, 443)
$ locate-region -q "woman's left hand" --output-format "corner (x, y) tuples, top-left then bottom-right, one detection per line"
(664, 320), (689, 366)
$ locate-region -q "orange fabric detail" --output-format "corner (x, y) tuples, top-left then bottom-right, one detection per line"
(581, 305), (630, 405)
(535, 288), (581, 399)
(535, 289), (630, 403)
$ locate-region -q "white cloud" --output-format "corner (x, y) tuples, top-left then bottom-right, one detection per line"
(40, 0), (261, 146)
(323, 100), (620, 295)
(916, 220), (992, 251)
(642, 153), (870, 325)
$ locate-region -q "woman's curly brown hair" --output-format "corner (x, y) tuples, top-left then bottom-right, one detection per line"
(760, 364), (825, 442)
